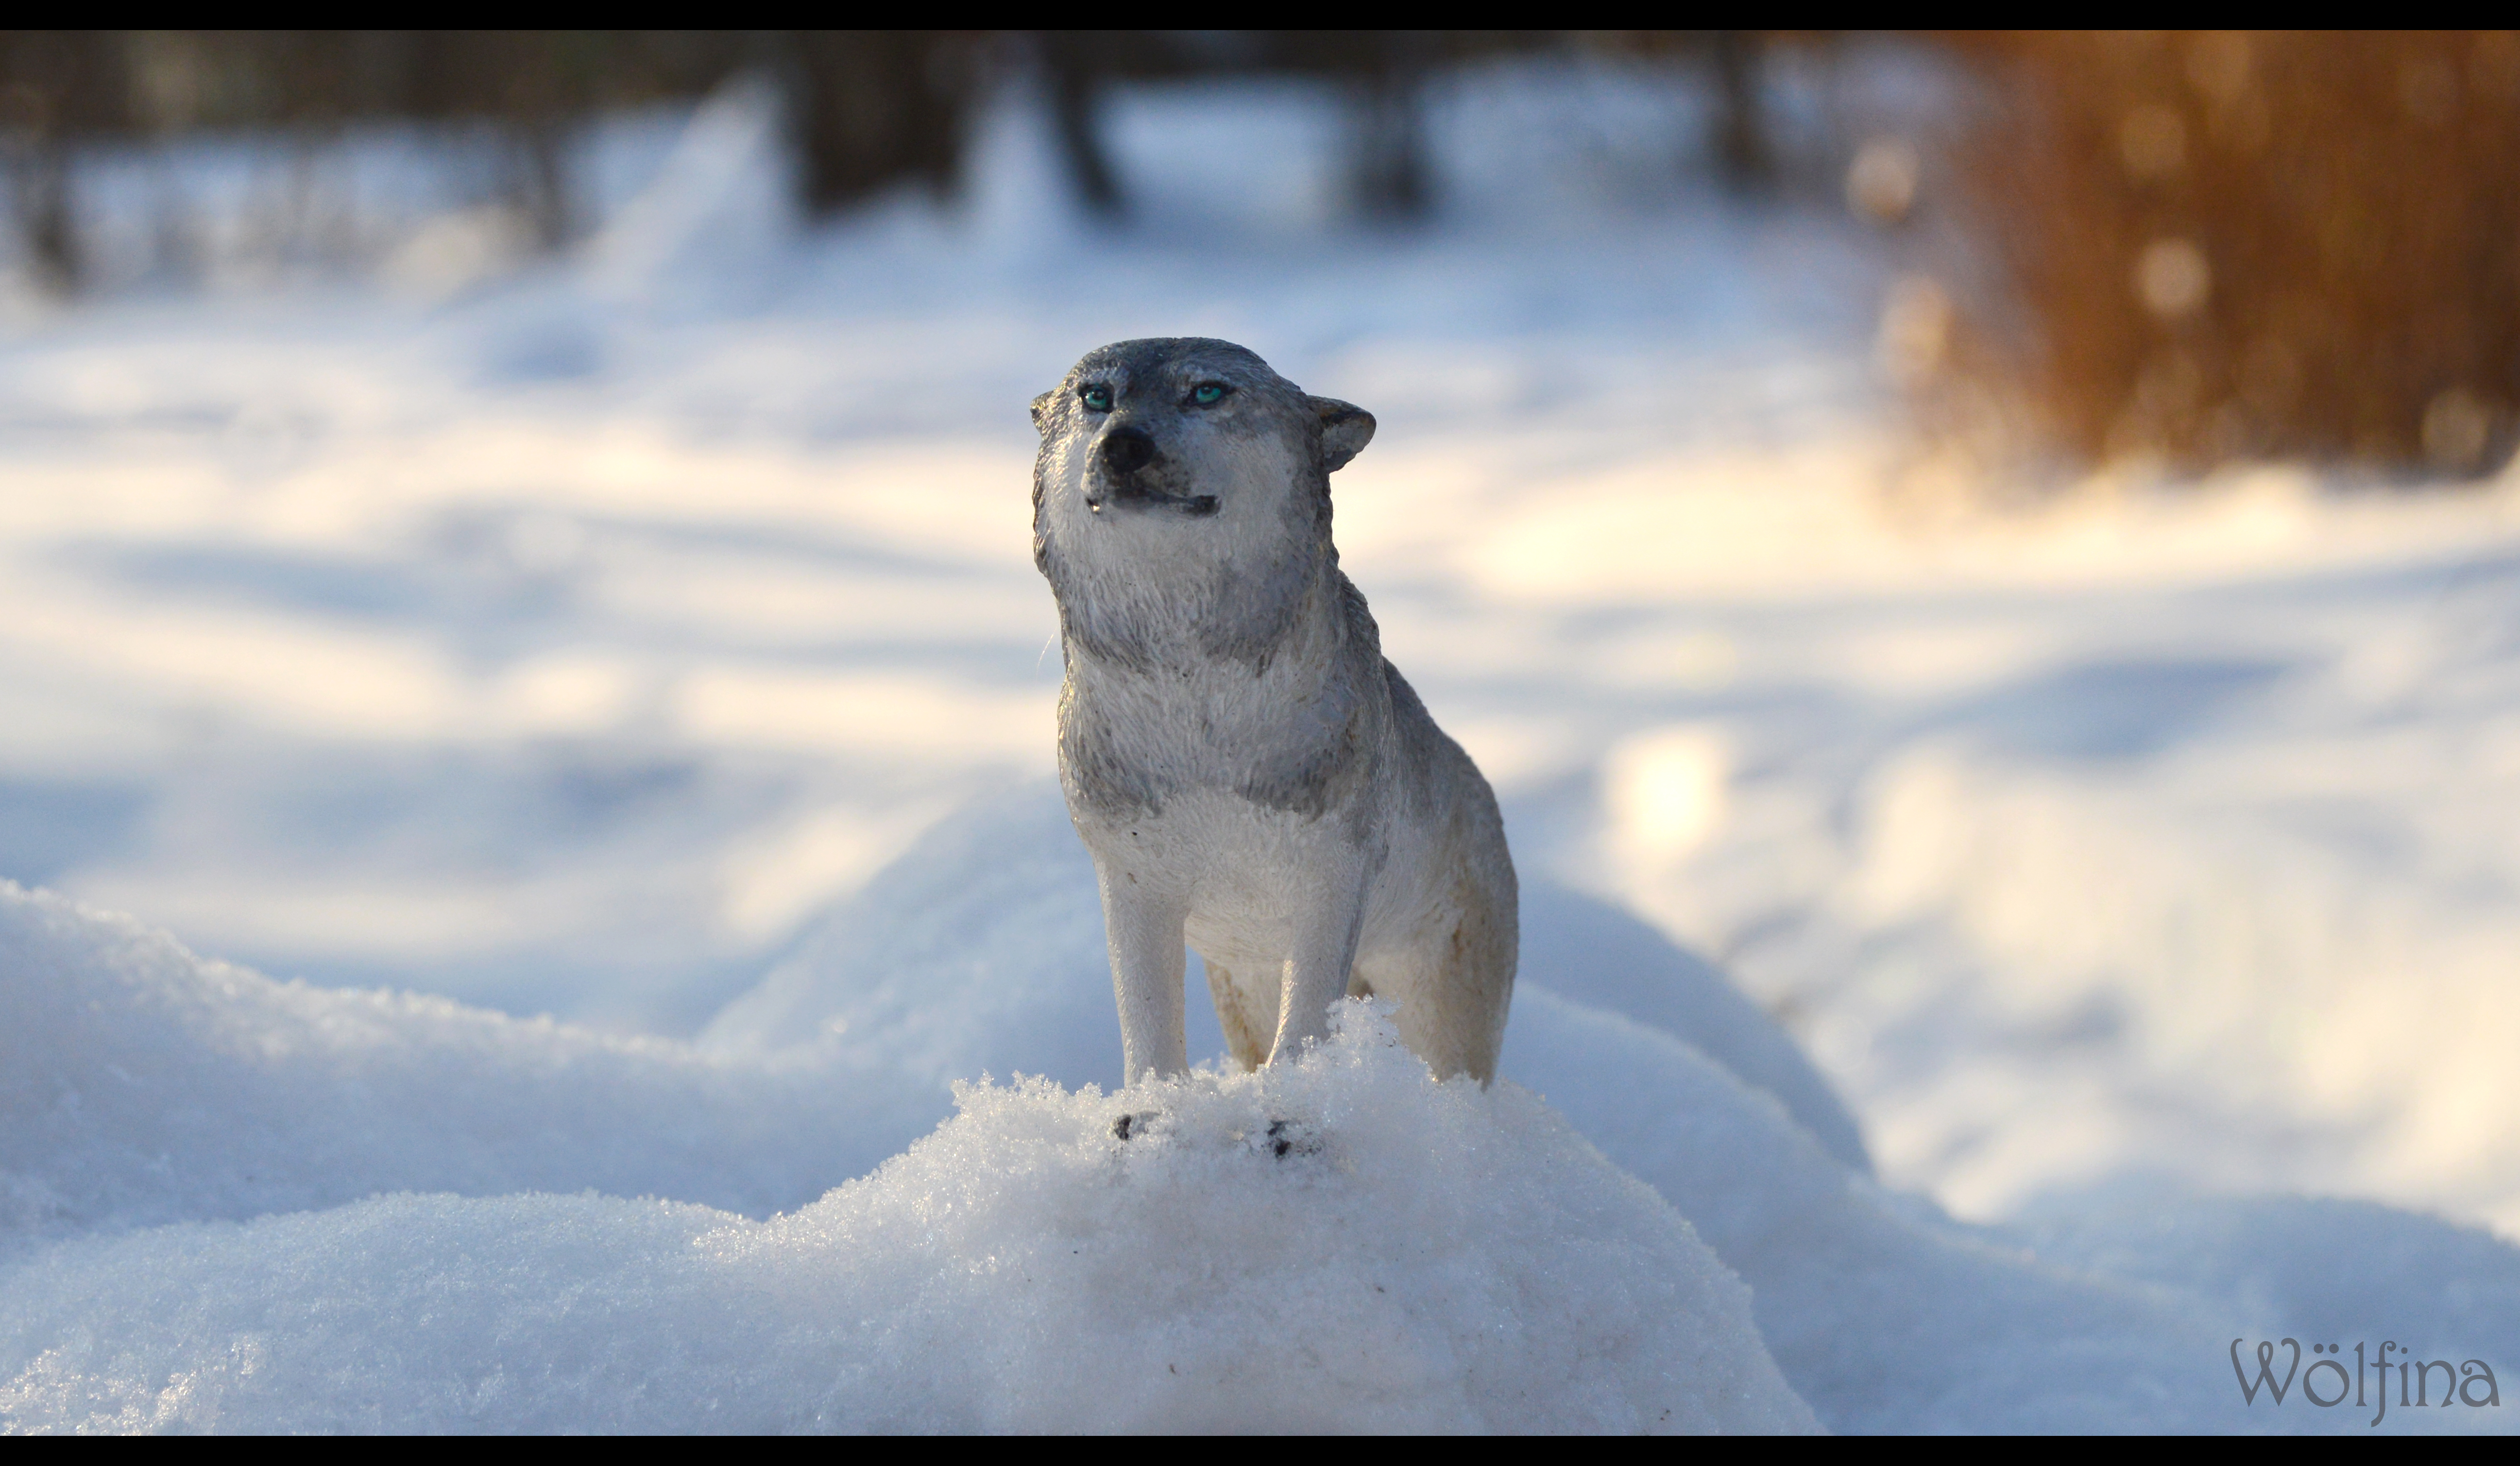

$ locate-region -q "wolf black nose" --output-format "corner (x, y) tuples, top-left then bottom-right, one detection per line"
(1100, 426), (1158, 476)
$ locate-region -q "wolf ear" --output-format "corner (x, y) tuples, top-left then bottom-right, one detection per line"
(1309, 396), (1376, 473)
(1030, 390), (1055, 433)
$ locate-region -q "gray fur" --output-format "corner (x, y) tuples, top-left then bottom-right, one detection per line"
(1031, 337), (1518, 1083)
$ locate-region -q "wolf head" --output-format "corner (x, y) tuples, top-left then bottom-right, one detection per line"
(1031, 337), (1372, 531)
(1032, 339), (1375, 670)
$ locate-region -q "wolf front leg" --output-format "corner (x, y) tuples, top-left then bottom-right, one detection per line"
(1098, 868), (1188, 1083)
(1267, 879), (1368, 1067)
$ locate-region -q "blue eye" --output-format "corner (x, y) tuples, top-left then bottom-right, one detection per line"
(1192, 383), (1228, 405)
(1081, 386), (1112, 411)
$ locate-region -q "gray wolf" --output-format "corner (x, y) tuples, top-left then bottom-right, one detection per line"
(1032, 337), (1516, 1083)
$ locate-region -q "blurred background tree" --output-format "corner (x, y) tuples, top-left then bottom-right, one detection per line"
(0, 30), (122, 291)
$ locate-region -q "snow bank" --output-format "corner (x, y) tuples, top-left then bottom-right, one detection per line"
(1516, 990), (2517, 1432)
(1841, 738), (2520, 1226)
(2003, 1186), (2520, 1382)
(9, 788), (2520, 1432)
(0, 881), (931, 1253)
(700, 790), (1123, 1087)
(1511, 988), (2222, 1431)
(708, 788), (2520, 1432)
(0, 1007), (1815, 1435)
(1518, 881), (1869, 1173)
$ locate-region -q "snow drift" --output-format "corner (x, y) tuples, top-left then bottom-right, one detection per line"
(0, 1006), (1814, 1434)
(0, 882), (931, 1251)
(8, 787), (2518, 1432)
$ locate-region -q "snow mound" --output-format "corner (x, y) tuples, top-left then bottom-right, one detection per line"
(8, 791), (2520, 1432)
(0, 881), (930, 1254)
(1509, 988), (2222, 1430)
(705, 788), (2520, 1432)
(701, 789), (1119, 1086)
(0, 1007), (1817, 1435)
(1519, 881), (1869, 1173)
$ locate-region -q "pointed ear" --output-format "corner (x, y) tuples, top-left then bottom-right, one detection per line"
(1309, 396), (1376, 473)
(1030, 390), (1055, 433)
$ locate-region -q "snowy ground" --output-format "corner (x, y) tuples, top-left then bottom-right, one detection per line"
(4, 55), (2519, 1431)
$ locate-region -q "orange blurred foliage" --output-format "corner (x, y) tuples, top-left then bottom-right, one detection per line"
(1941, 31), (2520, 477)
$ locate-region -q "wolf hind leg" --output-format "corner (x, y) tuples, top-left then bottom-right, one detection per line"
(1367, 875), (1515, 1083)
(1203, 960), (1274, 1071)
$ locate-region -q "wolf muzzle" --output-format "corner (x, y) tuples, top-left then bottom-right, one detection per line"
(1088, 426), (1219, 517)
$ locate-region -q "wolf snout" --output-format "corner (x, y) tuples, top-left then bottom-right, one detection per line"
(1099, 425), (1159, 476)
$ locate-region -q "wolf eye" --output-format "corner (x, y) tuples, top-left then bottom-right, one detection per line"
(1191, 383), (1229, 406)
(1081, 386), (1112, 412)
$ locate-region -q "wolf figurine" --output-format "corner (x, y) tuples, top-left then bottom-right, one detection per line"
(1032, 337), (1516, 1084)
